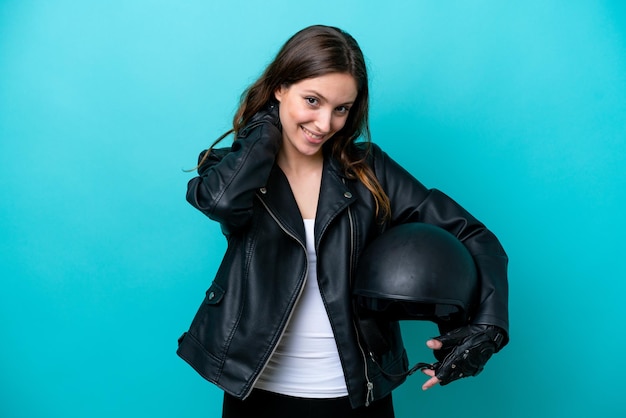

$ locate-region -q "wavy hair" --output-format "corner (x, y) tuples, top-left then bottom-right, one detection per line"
(202, 25), (390, 220)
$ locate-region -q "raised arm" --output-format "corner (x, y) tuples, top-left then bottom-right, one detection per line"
(186, 105), (282, 234)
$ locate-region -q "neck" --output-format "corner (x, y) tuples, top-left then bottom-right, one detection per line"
(276, 148), (324, 177)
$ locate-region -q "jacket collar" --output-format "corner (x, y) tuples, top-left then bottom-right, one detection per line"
(257, 157), (358, 246)
(315, 157), (357, 245)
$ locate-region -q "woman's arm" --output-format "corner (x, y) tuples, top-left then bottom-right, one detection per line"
(372, 144), (509, 337)
(186, 106), (282, 234)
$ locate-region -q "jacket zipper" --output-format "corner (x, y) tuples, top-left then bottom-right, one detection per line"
(346, 203), (375, 406)
(243, 195), (309, 400)
(251, 185), (373, 405)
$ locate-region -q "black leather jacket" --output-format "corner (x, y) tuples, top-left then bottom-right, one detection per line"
(177, 105), (509, 408)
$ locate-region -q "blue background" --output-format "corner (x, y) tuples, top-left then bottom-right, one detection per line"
(1, 1), (625, 417)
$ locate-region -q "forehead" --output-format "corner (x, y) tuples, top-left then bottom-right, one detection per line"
(291, 73), (358, 103)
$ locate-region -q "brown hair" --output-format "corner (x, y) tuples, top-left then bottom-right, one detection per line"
(202, 25), (390, 220)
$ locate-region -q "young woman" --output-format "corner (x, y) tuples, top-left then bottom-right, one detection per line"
(178, 25), (509, 418)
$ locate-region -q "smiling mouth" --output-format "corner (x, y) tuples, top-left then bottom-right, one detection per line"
(302, 126), (325, 141)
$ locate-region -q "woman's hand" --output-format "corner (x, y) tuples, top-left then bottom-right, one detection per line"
(421, 339), (442, 390)
(421, 324), (506, 390)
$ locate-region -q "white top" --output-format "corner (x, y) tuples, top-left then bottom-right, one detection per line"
(254, 219), (348, 397)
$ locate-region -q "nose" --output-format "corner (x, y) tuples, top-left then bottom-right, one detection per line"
(315, 109), (332, 134)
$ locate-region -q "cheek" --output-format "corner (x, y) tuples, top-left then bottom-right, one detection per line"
(278, 108), (297, 132)
(284, 106), (310, 127)
(331, 117), (348, 133)
(278, 100), (295, 122)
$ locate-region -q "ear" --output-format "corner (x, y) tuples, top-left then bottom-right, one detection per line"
(274, 84), (287, 102)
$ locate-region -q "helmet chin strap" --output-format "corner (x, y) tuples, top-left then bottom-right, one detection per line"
(407, 362), (434, 376)
(356, 315), (434, 379)
(372, 358), (432, 380)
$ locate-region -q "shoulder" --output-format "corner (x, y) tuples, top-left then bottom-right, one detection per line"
(354, 142), (424, 188)
(352, 141), (386, 163)
(350, 141), (396, 175)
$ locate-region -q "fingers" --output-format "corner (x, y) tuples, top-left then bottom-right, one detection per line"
(426, 339), (443, 350)
(421, 368), (440, 390)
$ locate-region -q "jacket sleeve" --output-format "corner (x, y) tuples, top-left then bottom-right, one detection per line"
(186, 109), (282, 234)
(372, 144), (509, 342)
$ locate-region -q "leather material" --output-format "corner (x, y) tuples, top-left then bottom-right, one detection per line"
(178, 104), (509, 407)
(432, 324), (506, 385)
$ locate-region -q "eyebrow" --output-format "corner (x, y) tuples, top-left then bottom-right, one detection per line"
(303, 89), (355, 106)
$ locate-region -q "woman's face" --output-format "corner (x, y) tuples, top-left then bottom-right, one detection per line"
(274, 72), (358, 159)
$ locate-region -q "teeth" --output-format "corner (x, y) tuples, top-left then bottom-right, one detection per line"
(303, 126), (323, 139)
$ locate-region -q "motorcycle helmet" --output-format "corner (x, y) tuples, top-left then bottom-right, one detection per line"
(353, 222), (479, 327)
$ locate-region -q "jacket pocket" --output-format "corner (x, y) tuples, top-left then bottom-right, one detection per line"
(185, 279), (235, 358)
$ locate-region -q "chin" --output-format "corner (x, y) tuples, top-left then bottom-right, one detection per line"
(298, 144), (324, 157)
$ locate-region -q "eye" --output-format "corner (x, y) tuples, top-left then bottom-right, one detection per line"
(305, 97), (319, 107)
(335, 105), (350, 115)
